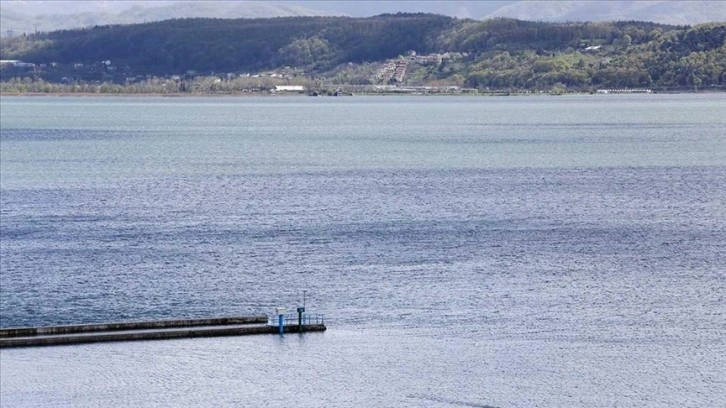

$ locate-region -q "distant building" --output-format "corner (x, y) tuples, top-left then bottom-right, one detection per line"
(392, 59), (408, 82)
(375, 58), (410, 83)
(0, 60), (35, 68)
(597, 88), (652, 94)
(411, 53), (443, 65)
(273, 85), (305, 92)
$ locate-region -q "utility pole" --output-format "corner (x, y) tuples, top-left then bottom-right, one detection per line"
(297, 290), (307, 333)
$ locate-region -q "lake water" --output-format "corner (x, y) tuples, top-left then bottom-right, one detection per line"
(1, 94), (724, 407)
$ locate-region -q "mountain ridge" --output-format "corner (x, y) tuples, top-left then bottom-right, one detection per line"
(488, 1), (726, 25)
(2, 1), (725, 37)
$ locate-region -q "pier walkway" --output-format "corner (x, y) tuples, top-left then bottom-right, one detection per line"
(0, 315), (326, 348)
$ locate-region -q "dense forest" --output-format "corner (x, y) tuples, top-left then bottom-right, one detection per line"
(1, 14), (724, 92)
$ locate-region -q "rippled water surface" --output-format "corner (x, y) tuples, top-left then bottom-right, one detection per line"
(1, 94), (725, 407)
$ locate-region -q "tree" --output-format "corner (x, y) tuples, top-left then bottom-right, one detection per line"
(619, 34), (632, 49)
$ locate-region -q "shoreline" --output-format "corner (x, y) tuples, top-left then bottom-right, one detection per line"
(1, 90), (722, 98)
(0, 91), (279, 98)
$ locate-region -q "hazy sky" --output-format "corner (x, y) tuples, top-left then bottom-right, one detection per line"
(3, 1), (724, 28)
(1, 1), (517, 17)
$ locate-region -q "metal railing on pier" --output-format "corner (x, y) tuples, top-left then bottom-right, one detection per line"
(267, 313), (325, 327)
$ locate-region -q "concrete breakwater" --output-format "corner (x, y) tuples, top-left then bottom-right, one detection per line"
(0, 315), (326, 348)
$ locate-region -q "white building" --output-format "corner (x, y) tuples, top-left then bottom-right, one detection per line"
(273, 85), (305, 92)
(0, 60), (35, 68)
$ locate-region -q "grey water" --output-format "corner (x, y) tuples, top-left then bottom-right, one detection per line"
(0, 94), (724, 407)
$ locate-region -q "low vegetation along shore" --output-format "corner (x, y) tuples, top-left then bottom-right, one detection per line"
(1, 14), (724, 95)
(0, 88), (714, 98)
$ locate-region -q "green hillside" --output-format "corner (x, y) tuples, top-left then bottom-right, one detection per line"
(1, 14), (724, 92)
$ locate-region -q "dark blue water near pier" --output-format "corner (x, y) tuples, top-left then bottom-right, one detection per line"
(1, 94), (724, 407)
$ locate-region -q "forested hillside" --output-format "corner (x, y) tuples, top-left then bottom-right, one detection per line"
(1, 15), (453, 73)
(1, 14), (724, 92)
